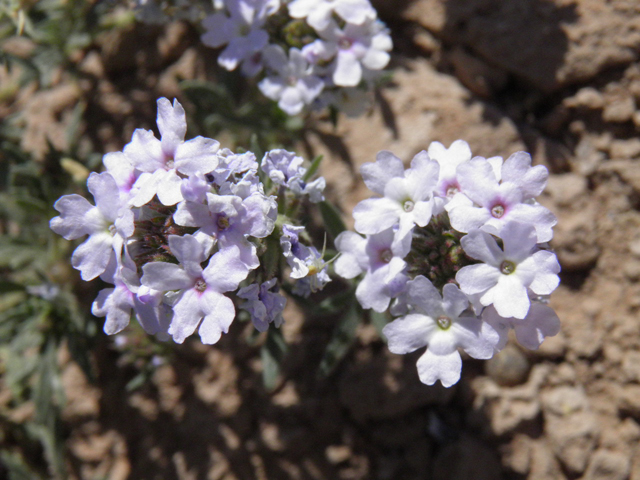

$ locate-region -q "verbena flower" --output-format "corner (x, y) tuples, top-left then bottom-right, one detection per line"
(456, 222), (560, 319)
(174, 192), (276, 269)
(92, 255), (170, 337)
(427, 139), (472, 212)
(383, 276), (499, 387)
(303, 18), (392, 87)
(288, 0), (377, 31)
(261, 149), (325, 202)
(334, 227), (410, 312)
(259, 46), (325, 115)
(126, 98), (220, 207)
(335, 140), (561, 387)
(51, 95), (331, 349)
(280, 224), (331, 297)
(238, 278), (287, 331)
(197, 0), (391, 116)
(50, 172), (133, 281)
(200, 0), (278, 75)
(481, 303), (561, 352)
(141, 235), (251, 344)
(446, 152), (556, 242)
(353, 150), (439, 244)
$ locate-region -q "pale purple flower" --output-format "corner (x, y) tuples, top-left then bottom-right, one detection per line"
(481, 303), (561, 352)
(456, 222), (561, 319)
(427, 139), (472, 212)
(262, 149), (305, 186)
(446, 152), (556, 242)
(201, 0), (279, 75)
(212, 150), (259, 189)
(213, 151), (263, 199)
(127, 98), (220, 207)
(141, 234), (250, 344)
(92, 257), (170, 337)
(102, 151), (140, 203)
(303, 19), (392, 87)
(180, 172), (211, 203)
(382, 276), (499, 387)
(174, 192), (276, 269)
(280, 224), (331, 297)
(353, 150), (439, 243)
(238, 278), (287, 331)
(334, 228), (410, 312)
(288, 0), (376, 31)
(259, 46), (324, 115)
(26, 284), (60, 301)
(261, 149), (325, 202)
(50, 172), (134, 281)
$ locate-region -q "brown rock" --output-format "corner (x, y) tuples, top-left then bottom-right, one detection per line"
(563, 87), (605, 109)
(603, 95), (636, 123)
(528, 439), (566, 480)
(583, 450), (631, 480)
(601, 160), (640, 195)
(545, 173), (588, 208)
(485, 344), (531, 387)
(448, 47), (508, 98)
(405, 0), (640, 92)
(552, 204), (601, 272)
(622, 350), (640, 382)
(472, 365), (549, 436)
(542, 386), (600, 474)
(610, 139), (640, 159)
(545, 411), (600, 474)
(501, 434), (532, 475)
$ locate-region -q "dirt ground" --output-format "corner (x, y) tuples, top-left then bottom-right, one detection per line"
(4, 0), (640, 478)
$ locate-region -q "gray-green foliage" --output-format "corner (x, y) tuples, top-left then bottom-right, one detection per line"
(0, 131), (99, 478)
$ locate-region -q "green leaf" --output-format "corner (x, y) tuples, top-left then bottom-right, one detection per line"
(0, 241), (45, 269)
(370, 310), (390, 339)
(319, 200), (346, 241)
(0, 282), (24, 294)
(317, 301), (360, 378)
(125, 372), (147, 392)
(0, 451), (42, 480)
(302, 155), (323, 182)
(261, 327), (287, 391)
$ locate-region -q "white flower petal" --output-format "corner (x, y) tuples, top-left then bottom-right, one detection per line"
(416, 349), (461, 387)
(382, 313), (435, 354)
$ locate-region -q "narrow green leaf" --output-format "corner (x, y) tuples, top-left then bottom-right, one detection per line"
(261, 327), (287, 391)
(0, 451), (42, 480)
(317, 301), (360, 378)
(319, 200), (346, 241)
(302, 155), (323, 182)
(0, 282), (24, 294)
(370, 310), (390, 339)
(125, 372), (147, 392)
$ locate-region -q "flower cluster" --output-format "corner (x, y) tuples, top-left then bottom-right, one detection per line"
(334, 140), (561, 387)
(50, 97), (330, 344)
(200, 0), (392, 115)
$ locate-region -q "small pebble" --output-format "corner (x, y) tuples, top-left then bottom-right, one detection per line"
(485, 344), (531, 387)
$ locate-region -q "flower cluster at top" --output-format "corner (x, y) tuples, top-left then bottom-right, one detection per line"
(200, 0), (392, 116)
(50, 97), (330, 344)
(334, 141), (561, 387)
